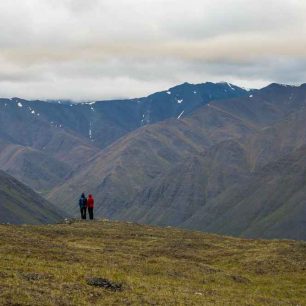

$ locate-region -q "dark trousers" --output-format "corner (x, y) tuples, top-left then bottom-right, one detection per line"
(88, 207), (94, 220)
(80, 207), (87, 219)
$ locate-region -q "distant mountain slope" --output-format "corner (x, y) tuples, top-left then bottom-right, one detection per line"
(119, 99), (306, 240)
(0, 141), (71, 193)
(47, 96), (259, 216)
(0, 102), (99, 165)
(48, 83), (306, 230)
(0, 82), (250, 148)
(120, 141), (306, 240)
(119, 141), (250, 227)
(0, 82), (250, 193)
(0, 170), (63, 224)
(182, 145), (306, 240)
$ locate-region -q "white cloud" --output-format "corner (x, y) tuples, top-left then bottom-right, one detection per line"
(0, 0), (305, 100)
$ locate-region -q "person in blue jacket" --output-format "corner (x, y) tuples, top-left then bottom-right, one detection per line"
(79, 193), (87, 220)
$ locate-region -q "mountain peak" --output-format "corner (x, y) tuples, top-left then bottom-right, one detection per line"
(263, 83), (300, 90)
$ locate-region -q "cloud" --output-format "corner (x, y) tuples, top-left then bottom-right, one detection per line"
(0, 0), (305, 100)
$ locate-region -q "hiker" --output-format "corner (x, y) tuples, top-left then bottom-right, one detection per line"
(87, 194), (94, 220)
(79, 193), (87, 220)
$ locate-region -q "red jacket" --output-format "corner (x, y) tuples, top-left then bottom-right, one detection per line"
(87, 195), (94, 208)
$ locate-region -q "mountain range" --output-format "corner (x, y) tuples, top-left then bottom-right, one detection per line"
(117, 84), (306, 240)
(0, 82), (248, 194)
(1, 81), (306, 240)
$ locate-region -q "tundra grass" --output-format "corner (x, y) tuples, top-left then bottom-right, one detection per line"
(0, 220), (305, 305)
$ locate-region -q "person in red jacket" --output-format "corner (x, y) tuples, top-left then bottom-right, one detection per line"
(87, 194), (94, 220)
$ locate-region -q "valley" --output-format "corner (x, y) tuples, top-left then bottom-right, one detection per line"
(1, 82), (306, 241)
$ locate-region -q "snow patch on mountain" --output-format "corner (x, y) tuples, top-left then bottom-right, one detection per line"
(242, 86), (251, 92)
(227, 83), (236, 91)
(278, 83), (299, 88)
(177, 110), (184, 119)
(89, 122), (93, 140)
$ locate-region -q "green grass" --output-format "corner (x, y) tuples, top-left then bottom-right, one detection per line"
(0, 220), (305, 305)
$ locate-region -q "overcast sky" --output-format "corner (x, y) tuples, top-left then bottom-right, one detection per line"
(0, 0), (305, 100)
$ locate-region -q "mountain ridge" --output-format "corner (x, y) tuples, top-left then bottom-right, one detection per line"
(2, 81), (306, 239)
(0, 81), (251, 195)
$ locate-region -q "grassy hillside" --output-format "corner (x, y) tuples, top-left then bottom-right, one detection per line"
(0, 170), (63, 224)
(0, 220), (305, 305)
